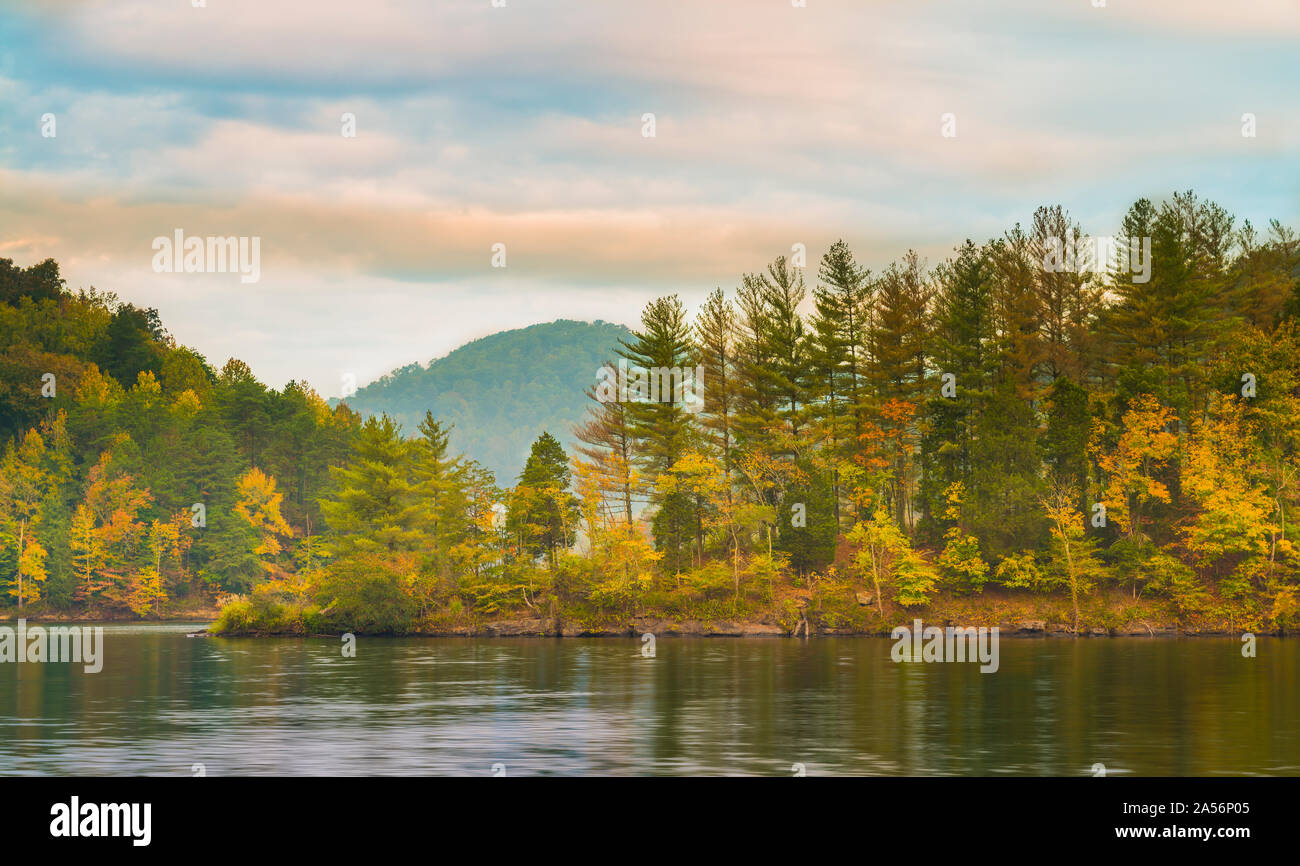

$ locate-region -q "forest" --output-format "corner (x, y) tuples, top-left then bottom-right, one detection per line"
(3, 190), (1300, 636)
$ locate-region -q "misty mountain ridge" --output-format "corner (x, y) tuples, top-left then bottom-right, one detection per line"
(335, 319), (633, 484)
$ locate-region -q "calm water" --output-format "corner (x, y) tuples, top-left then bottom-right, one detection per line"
(1, 624), (1296, 776)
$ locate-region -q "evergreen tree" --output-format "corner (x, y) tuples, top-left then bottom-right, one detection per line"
(810, 240), (871, 528)
(867, 251), (931, 528)
(1042, 376), (1092, 515)
(1030, 205), (1102, 383)
(1102, 193), (1231, 422)
(693, 289), (739, 482)
(410, 411), (471, 576)
(742, 257), (810, 437)
(508, 431), (577, 567)
(618, 296), (698, 570)
(320, 414), (419, 556)
(574, 363), (638, 527)
(921, 240), (994, 530)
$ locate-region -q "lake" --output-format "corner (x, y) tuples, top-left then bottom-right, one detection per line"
(1, 624), (1296, 776)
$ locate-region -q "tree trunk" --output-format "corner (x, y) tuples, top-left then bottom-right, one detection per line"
(732, 532), (740, 600)
(872, 554), (884, 618)
(1063, 533), (1079, 635)
(16, 520), (25, 610)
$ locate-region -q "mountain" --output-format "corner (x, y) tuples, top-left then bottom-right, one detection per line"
(337, 319), (632, 484)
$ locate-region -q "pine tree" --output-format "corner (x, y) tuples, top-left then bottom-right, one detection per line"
(693, 289), (739, 482)
(175, 423), (246, 592)
(618, 295), (698, 571)
(815, 240), (872, 438)
(1042, 376), (1092, 515)
(574, 365), (638, 527)
(409, 411), (472, 603)
(1030, 205), (1102, 383)
(320, 414), (419, 556)
(921, 240), (994, 529)
(810, 240), (871, 529)
(733, 275), (781, 456)
(743, 257), (810, 437)
(508, 432), (577, 568)
(966, 382), (1046, 557)
(214, 358), (271, 464)
(618, 295), (697, 479)
(1102, 193), (1231, 422)
(868, 251), (931, 528)
(774, 457), (837, 575)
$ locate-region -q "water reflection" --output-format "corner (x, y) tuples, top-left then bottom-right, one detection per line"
(1, 628), (1295, 776)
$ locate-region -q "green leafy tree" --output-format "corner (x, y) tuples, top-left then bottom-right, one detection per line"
(848, 506), (937, 614)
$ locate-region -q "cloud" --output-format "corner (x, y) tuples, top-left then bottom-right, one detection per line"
(1, 0), (1297, 395)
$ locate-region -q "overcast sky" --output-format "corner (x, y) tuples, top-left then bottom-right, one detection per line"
(2, 0), (1297, 396)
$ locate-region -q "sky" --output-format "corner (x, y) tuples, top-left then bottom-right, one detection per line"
(1, 0), (1297, 397)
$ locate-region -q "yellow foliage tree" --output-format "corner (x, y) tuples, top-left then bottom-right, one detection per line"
(1182, 397), (1280, 590)
(15, 537), (48, 605)
(234, 467), (292, 572)
(1092, 394), (1178, 541)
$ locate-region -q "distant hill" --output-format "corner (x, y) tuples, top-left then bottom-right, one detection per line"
(337, 319), (632, 484)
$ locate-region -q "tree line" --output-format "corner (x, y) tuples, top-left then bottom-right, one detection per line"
(4, 189), (1300, 633)
(0, 261), (357, 614)
(563, 190), (1300, 632)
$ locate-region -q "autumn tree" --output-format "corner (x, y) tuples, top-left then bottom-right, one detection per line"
(1091, 394), (1179, 595)
(0, 427), (49, 608)
(234, 466), (293, 575)
(848, 507), (937, 615)
(1040, 484), (1110, 634)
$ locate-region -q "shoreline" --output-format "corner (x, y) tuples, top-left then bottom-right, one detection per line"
(202, 618), (1275, 638)
(0, 609), (220, 625)
(204, 587), (1283, 638)
(8, 592), (1283, 639)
